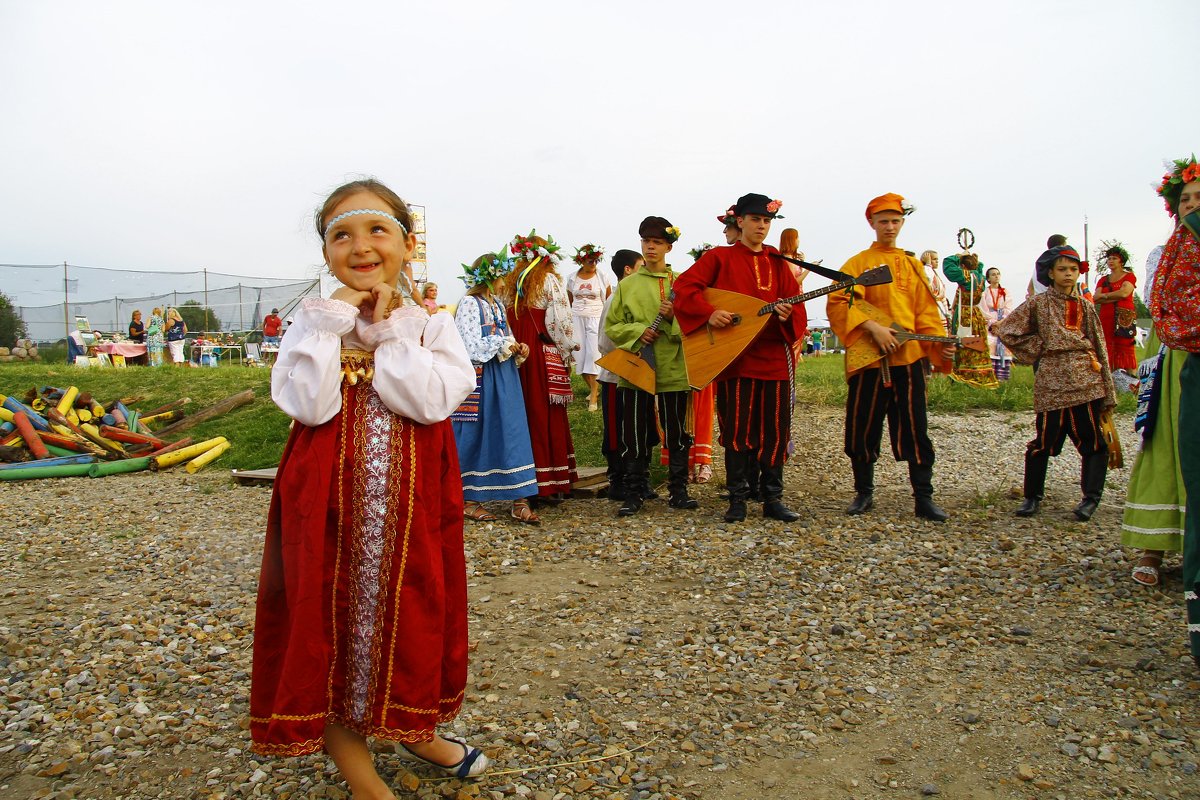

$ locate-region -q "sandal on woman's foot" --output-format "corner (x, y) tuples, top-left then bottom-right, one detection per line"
(511, 500), (540, 526)
(694, 464), (712, 484)
(397, 735), (490, 779)
(1132, 554), (1162, 586)
(464, 502), (498, 523)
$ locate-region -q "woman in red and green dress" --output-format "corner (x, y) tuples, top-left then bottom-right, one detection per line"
(1148, 155), (1200, 668)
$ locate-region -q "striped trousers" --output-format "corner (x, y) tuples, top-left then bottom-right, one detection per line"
(844, 361), (935, 465)
(1026, 399), (1107, 459)
(618, 388), (689, 460)
(715, 378), (791, 467)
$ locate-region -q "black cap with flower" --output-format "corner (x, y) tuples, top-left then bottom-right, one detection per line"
(638, 216), (681, 243)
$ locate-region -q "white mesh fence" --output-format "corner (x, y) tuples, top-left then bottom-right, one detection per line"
(3, 263), (321, 342)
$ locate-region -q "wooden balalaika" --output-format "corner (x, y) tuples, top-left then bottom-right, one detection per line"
(844, 298), (988, 375)
(680, 265), (893, 390)
(595, 290), (673, 393)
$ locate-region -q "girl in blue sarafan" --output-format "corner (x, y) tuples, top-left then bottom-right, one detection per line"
(451, 249), (541, 525)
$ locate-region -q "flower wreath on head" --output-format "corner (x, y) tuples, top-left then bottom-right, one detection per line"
(572, 243), (605, 266)
(1156, 154), (1200, 214)
(510, 229), (562, 264)
(1095, 239), (1132, 272)
(688, 243), (714, 261)
(460, 247), (516, 289)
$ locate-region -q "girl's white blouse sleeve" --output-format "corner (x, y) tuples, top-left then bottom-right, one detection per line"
(363, 305), (476, 424)
(454, 297), (509, 365)
(272, 298), (475, 427)
(271, 299), (358, 426)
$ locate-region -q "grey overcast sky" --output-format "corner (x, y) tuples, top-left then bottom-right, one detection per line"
(2, 0), (1196, 323)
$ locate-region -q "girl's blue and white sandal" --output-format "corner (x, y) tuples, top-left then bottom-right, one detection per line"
(396, 735), (490, 779)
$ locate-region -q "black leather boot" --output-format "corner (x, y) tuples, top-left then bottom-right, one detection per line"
(618, 458), (646, 516)
(846, 460), (875, 515)
(1015, 450), (1048, 517)
(1073, 452), (1107, 521)
(640, 466), (659, 500)
(745, 458), (762, 503)
(909, 462), (948, 522)
(667, 449), (699, 510)
(761, 463), (800, 522)
(605, 452), (626, 501)
(723, 449), (749, 523)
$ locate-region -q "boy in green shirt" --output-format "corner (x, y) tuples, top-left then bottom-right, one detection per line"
(604, 216), (697, 515)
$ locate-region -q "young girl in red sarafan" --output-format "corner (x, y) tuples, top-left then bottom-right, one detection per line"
(250, 179), (488, 799)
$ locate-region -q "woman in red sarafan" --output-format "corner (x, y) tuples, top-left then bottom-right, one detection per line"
(1093, 242), (1138, 372)
(499, 230), (579, 505)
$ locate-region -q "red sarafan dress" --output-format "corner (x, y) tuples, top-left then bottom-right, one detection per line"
(506, 270), (578, 496)
(1096, 271), (1138, 371)
(250, 297), (476, 757)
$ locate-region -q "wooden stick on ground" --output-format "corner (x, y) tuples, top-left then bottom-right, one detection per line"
(152, 390), (255, 439)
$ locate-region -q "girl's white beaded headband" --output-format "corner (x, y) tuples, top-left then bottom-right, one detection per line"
(323, 208), (409, 236)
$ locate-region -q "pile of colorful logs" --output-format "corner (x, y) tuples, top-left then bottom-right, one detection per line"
(0, 386), (254, 481)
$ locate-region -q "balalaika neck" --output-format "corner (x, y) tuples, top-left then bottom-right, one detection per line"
(894, 331), (960, 345)
(757, 278), (856, 316)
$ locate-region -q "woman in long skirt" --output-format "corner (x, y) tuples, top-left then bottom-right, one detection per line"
(453, 251), (540, 524)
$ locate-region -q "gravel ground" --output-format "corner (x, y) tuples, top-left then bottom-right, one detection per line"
(1, 407), (1198, 800)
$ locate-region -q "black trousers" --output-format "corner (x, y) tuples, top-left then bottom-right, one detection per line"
(844, 361), (935, 466)
(600, 381), (622, 459)
(715, 377), (791, 467)
(618, 388), (689, 460)
(1026, 399), (1107, 459)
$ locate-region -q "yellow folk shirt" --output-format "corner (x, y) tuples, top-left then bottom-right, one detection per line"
(827, 243), (951, 376)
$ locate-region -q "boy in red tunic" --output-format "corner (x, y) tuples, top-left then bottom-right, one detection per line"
(673, 192), (807, 523)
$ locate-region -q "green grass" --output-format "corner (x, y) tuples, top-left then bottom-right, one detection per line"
(794, 354), (1136, 415)
(4, 354), (1135, 473)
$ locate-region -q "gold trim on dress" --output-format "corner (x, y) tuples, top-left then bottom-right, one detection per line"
(341, 348), (376, 384)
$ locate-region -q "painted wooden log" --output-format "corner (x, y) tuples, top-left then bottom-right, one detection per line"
(153, 437), (227, 470)
(98, 426), (166, 449)
(2, 397), (51, 432)
(184, 441), (231, 474)
(145, 437), (194, 458)
(39, 431), (102, 454)
(139, 410), (185, 429)
(88, 457), (152, 478)
(45, 409), (123, 457)
(0, 463), (94, 480)
(126, 410), (140, 434)
(80, 423), (126, 454)
(12, 412), (50, 459)
(56, 387), (79, 415)
(0, 454), (96, 471)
